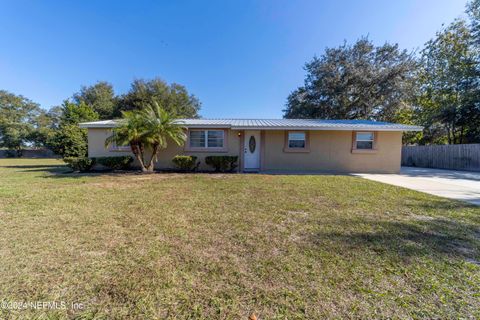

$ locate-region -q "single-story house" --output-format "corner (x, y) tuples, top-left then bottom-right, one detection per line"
(79, 119), (422, 173)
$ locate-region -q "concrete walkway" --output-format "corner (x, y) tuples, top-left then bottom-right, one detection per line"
(356, 167), (480, 206)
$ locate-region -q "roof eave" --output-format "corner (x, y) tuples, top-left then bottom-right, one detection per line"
(231, 126), (423, 131)
(78, 122), (423, 132)
(79, 124), (116, 128)
(183, 124), (231, 129)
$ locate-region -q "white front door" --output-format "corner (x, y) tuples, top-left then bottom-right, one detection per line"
(244, 130), (261, 170)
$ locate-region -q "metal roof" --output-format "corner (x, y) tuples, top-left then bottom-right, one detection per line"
(79, 120), (118, 128)
(79, 118), (423, 131)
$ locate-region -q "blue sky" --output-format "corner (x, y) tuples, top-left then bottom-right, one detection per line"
(0, 0), (469, 118)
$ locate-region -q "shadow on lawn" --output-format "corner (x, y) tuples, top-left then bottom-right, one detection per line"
(1, 164), (70, 174)
(1, 164), (63, 169)
(312, 218), (480, 263)
(0, 164), (108, 178)
(4, 163), (239, 178)
(0, 164), (140, 178)
(404, 196), (480, 212)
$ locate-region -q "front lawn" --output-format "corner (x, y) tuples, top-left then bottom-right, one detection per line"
(0, 159), (478, 319)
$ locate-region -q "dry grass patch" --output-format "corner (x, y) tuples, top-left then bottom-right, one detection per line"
(0, 159), (478, 319)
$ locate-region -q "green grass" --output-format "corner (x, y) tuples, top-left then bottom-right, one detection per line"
(0, 159), (479, 319)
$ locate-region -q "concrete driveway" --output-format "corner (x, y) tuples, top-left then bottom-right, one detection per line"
(356, 167), (480, 206)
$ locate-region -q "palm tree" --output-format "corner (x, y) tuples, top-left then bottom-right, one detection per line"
(140, 102), (187, 171)
(105, 102), (186, 172)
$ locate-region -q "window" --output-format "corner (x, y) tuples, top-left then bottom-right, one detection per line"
(288, 132), (306, 148)
(207, 130), (224, 148)
(355, 132), (374, 149)
(110, 132), (130, 151)
(284, 131), (309, 153)
(189, 130), (206, 148)
(111, 141), (130, 151)
(189, 130), (224, 148)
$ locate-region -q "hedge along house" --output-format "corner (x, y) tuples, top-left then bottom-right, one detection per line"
(79, 119), (422, 173)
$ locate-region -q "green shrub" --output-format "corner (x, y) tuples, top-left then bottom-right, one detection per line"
(46, 124), (88, 158)
(63, 157), (96, 172)
(172, 155), (199, 172)
(205, 156), (238, 172)
(96, 156), (133, 170)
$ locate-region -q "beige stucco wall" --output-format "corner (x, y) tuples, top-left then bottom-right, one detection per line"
(261, 130), (402, 173)
(87, 128), (241, 170)
(87, 128), (402, 173)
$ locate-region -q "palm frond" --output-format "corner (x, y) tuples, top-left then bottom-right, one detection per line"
(106, 101), (187, 171)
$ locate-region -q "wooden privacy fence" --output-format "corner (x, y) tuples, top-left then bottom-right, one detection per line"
(402, 144), (480, 171)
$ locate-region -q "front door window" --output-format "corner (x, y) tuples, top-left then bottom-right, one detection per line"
(249, 136), (256, 153)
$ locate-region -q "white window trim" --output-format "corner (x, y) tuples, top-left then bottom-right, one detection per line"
(284, 131), (310, 153)
(355, 132), (374, 148)
(352, 131), (377, 153)
(287, 132), (306, 149)
(206, 130), (225, 148)
(186, 129), (228, 152)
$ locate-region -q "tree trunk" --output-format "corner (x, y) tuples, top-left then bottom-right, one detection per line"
(452, 122), (456, 144)
(146, 143), (159, 172)
(138, 155), (149, 172)
(15, 147), (23, 158)
(446, 125), (452, 144)
(130, 143), (148, 172)
(139, 144), (146, 166)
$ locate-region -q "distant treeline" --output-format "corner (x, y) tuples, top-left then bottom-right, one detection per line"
(284, 0), (480, 145)
(0, 79), (200, 157)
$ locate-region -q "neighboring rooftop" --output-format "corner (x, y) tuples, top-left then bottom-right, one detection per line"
(79, 119), (423, 131)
